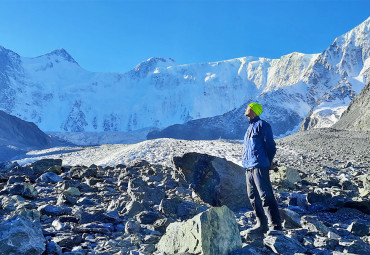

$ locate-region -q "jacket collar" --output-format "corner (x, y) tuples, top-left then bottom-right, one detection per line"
(248, 116), (260, 124)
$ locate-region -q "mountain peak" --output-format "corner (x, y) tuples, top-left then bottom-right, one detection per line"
(129, 57), (176, 77)
(41, 48), (78, 65)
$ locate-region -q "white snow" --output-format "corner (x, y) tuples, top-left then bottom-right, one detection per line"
(15, 138), (245, 168)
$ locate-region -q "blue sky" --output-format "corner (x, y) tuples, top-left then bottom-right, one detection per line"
(0, 0), (369, 72)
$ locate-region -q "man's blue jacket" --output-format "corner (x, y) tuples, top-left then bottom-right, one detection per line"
(242, 116), (276, 169)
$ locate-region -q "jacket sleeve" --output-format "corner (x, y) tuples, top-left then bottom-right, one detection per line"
(263, 122), (276, 164)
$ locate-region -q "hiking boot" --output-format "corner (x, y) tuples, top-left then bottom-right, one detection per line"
(266, 225), (283, 236)
(245, 224), (268, 241)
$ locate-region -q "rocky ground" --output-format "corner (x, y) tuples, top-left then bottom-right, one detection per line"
(0, 128), (369, 254)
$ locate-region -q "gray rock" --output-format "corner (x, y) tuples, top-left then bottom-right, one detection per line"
(124, 200), (146, 218)
(343, 240), (370, 254)
(153, 218), (175, 234)
(173, 152), (251, 211)
(347, 221), (369, 236)
(306, 191), (332, 205)
(79, 211), (117, 224)
(36, 172), (63, 184)
(8, 183), (38, 199)
(279, 208), (301, 229)
(1, 195), (26, 211)
(157, 205), (242, 255)
(270, 166), (302, 190)
(136, 211), (160, 225)
(313, 236), (339, 249)
(0, 215), (45, 255)
(46, 241), (62, 255)
(125, 220), (141, 234)
(127, 178), (165, 204)
(30, 159), (63, 175)
(16, 208), (41, 222)
(52, 234), (83, 248)
(7, 175), (28, 185)
(263, 234), (307, 255)
(159, 197), (182, 215)
(38, 204), (71, 217)
(300, 215), (330, 234)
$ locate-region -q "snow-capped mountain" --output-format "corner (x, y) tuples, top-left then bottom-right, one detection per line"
(149, 17), (370, 139)
(0, 17), (369, 139)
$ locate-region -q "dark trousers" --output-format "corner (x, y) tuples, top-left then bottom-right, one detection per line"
(245, 166), (282, 228)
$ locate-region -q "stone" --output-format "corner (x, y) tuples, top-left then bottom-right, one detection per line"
(279, 208), (301, 229)
(300, 215), (330, 234)
(263, 234), (307, 255)
(137, 211), (160, 225)
(64, 187), (81, 196)
(7, 175), (28, 185)
(173, 153), (251, 211)
(0, 215), (45, 255)
(270, 166), (302, 189)
(8, 183), (38, 199)
(159, 197), (182, 215)
(306, 191), (332, 205)
(52, 234), (83, 248)
(16, 208), (41, 222)
(1, 195), (26, 211)
(344, 240), (370, 254)
(288, 193), (307, 207)
(79, 211), (117, 224)
(127, 178), (165, 204)
(47, 165), (63, 174)
(177, 200), (209, 220)
(125, 221), (141, 234)
(46, 241), (62, 255)
(38, 204), (71, 217)
(157, 205), (242, 255)
(347, 221), (369, 236)
(313, 236), (339, 249)
(123, 200), (147, 218)
(30, 159), (62, 175)
(327, 231), (341, 240)
(36, 172), (63, 184)
(153, 218), (175, 234)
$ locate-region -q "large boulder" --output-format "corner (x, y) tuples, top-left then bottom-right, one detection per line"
(0, 215), (45, 255)
(30, 159), (63, 175)
(156, 205), (242, 255)
(173, 152), (251, 211)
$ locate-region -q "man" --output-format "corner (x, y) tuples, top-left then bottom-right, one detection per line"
(243, 102), (282, 239)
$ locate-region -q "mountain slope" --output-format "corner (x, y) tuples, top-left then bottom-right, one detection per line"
(332, 82), (370, 131)
(0, 110), (68, 161)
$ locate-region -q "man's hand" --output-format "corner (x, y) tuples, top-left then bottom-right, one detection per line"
(270, 161), (279, 171)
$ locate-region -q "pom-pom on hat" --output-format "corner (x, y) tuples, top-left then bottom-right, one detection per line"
(248, 103), (263, 116)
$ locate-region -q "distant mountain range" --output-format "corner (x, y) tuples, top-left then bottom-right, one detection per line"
(0, 17), (369, 140)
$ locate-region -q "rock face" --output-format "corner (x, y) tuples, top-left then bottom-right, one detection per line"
(173, 152), (251, 211)
(333, 81), (370, 131)
(157, 205), (242, 255)
(0, 216), (45, 255)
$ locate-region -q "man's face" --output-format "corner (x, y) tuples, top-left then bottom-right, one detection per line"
(244, 106), (256, 119)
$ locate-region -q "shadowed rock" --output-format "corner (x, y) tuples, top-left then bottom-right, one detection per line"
(173, 152), (251, 211)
